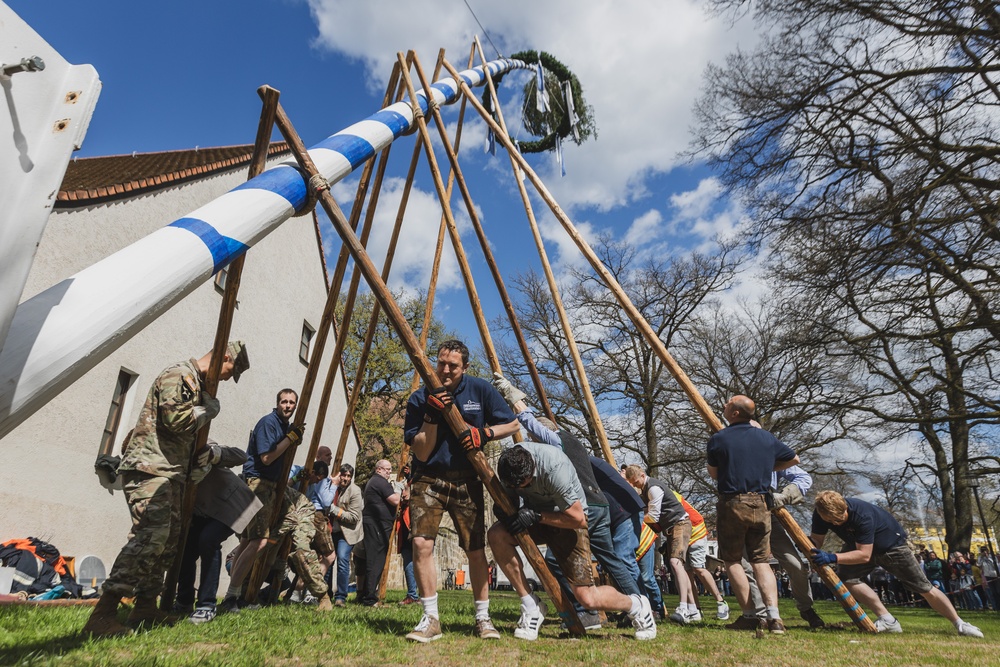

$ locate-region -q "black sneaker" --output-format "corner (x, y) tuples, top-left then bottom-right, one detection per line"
(218, 596), (241, 614)
(800, 608), (826, 629)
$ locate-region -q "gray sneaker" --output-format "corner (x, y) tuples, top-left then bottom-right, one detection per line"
(668, 608), (689, 625)
(956, 620), (983, 638)
(578, 610), (602, 630)
(875, 617), (903, 633)
(406, 614), (443, 643)
(716, 600), (730, 621)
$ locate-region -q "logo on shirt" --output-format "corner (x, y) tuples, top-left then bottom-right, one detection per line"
(463, 400), (482, 414)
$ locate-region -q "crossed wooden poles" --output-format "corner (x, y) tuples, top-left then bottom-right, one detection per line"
(162, 43), (876, 635)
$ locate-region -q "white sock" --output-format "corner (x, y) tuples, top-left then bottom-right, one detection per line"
(520, 594), (538, 614)
(225, 584), (241, 598)
(422, 594), (439, 619)
(952, 618), (964, 628)
(474, 599), (490, 620)
(766, 606), (781, 619)
(629, 595), (642, 617)
(879, 613), (896, 624)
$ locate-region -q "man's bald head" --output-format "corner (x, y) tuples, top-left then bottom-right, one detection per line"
(723, 395), (756, 424)
(317, 446), (333, 466)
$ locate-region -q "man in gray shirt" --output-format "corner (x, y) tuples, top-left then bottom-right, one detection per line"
(488, 443), (656, 642)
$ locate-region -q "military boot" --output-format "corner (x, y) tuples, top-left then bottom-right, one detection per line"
(127, 595), (180, 628)
(317, 592), (333, 612)
(82, 592), (131, 638)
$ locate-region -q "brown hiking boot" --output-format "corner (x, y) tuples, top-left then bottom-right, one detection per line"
(82, 593), (131, 638)
(767, 618), (786, 634)
(725, 615), (762, 631)
(317, 593), (333, 612)
(800, 608), (825, 629)
(127, 596), (179, 628)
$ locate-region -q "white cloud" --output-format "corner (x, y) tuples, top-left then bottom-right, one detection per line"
(305, 0), (758, 213)
(328, 177), (468, 295)
(624, 209), (663, 247)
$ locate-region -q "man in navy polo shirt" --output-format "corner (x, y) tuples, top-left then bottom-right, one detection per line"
(222, 388), (304, 611)
(810, 490), (983, 638)
(402, 340), (520, 642)
(706, 395), (799, 634)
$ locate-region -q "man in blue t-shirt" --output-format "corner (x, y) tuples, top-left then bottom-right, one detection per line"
(706, 395), (798, 634)
(401, 340), (520, 643)
(810, 491), (983, 638)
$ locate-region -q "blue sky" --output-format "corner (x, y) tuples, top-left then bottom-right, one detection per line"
(9, 0), (759, 351)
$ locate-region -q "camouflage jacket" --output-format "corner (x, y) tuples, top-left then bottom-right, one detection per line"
(118, 358), (206, 480)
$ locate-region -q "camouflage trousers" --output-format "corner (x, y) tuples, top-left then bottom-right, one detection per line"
(275, 498), (328, 598)
(103, 472), (183, 599)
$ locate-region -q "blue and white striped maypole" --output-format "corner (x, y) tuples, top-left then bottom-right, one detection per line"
(0, 57), (529, 438)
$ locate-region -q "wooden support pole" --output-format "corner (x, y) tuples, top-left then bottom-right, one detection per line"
(443, 57), (876, 634)
(242, 70), (403, 603)
(375, 47), (473, 603)
(333, 135), (426, 477)
(411, 50), (557, 428)
(773, 507), (877, 632)
(160, 87), (279, 610)
(270, 91), (586, 636)
(322, 112), (399, 472)
(394, 53), (506, 381)
(472, 38), (611, 462)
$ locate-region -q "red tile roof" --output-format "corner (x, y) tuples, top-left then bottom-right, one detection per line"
(56, 142), (291, 206)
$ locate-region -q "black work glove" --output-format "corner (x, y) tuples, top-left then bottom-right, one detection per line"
(503, 508), (540, 535)
(287, 423), (306, 446)
(459, 426), (494, 452)
(427, 386), (454, 413)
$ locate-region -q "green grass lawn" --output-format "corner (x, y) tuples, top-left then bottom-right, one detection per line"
(2, 591), (999, 666)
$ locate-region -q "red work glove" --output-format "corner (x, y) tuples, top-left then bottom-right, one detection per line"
(427, 386), (454, 413)
(459, 426), (494, 452)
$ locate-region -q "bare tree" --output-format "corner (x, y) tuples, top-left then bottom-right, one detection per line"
(690, 0), (1000, 550)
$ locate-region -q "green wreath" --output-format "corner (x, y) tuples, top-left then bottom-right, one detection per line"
(484, 50), (597, 154)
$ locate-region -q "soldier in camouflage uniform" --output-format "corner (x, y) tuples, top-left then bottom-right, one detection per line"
(272, 486), (333, 610)
(82, 341), (249, 638)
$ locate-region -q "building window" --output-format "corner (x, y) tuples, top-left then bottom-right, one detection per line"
(300, 321), (315, 365)
(214, 266), (228, 293)
(98, 369), (138, 455)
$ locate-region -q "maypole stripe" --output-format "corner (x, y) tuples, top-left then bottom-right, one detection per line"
(169, 218), (250, 274)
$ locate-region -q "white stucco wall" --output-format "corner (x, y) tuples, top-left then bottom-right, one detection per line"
(0, 159), (358, 583)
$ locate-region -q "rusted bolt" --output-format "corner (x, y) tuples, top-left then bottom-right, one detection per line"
(65, 91), (80, 104)
(53, 119), (69, 132)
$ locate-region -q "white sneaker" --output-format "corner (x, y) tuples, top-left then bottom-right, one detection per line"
(956, 620), (984, 638)
(289, 590), (303, 603)
(514, 606), (545, 640)
(717, 601), (730, 620)
(629, 594), (657, 641)
(532, 593), (549, 618)
(302, 593), (319, 605)
(685, 608), (703, 623)
(874, 617), (903, 633)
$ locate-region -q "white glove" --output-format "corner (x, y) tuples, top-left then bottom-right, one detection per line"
(771, 483), (804, 509)
(190, 462), (211, 484)
(201, 393), (221, 419)
(492, 372), (527, 406)
(192, 393), (221, 429)
(195, 443), (223, 468)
